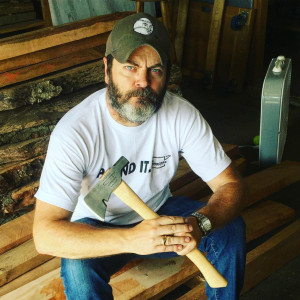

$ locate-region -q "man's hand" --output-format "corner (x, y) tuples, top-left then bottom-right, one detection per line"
(174, 215), (204, 256)
(125, 216), (194, 255)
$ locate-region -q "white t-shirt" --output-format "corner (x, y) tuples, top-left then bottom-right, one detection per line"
(35, 88), (231, 224)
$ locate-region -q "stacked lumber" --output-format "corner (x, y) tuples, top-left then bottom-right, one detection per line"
(0, 0), (46, 35)
(0, 145), (300, 299)
(0, 11), (137, 224)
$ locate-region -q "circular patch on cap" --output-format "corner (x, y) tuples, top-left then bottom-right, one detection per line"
(133, 18), (153, 35)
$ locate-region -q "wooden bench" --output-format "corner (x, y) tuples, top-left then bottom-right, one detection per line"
(1, 144), (300, 299)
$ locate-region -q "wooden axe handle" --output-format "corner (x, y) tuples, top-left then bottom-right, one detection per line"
(113, 180), (228, 288)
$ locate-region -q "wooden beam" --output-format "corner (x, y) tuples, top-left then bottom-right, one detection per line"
(40, 0), (52, 27)
(0, 33), (108, 74)
(0, 258), (61, 297)
(0, 211), (34, 255)
(243, 200), (295, 242)
(242, 220), (300, 293)
(0, 3), (34, 15)
(0, 48), (103, 88)
(204, 0), (225, 88)
(0, 240), (52, 287)
(175, 0), (189, 66)
(0, 11), (133, 61)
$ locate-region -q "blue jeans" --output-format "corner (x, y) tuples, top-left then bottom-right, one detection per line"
(61, 196), (246, 300)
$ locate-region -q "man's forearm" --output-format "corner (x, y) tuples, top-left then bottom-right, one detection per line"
(197, 180), (245, 232)
(33, 219), (129, 259)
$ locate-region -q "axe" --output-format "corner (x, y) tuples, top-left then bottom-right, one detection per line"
(84, 156), (228, 288)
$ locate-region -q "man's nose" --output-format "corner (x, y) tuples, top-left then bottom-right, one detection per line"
(135, 69), (150, 88)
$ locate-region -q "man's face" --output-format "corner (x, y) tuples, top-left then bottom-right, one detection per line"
(105, 46), (168, 125)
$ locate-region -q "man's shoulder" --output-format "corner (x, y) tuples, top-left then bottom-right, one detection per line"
(161, 91), (198, 115)
(52, 88), (106, 136)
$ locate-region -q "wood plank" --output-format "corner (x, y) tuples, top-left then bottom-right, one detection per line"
(227, 8), (255, 92)
(0, 136), (49, 165)
(40, 0), (52, 27)
(0, 211), (34, 255)
(0, 267), (64, 300)
(0, 258), (61, 297)
(0, 33), (108, 74)
(245, 161), (300, 206)
(0, 11), (36, 26)
(242, 219), (300, 293)
(177, 281), (206, 300)
(0, 48), (102, 88)
(0, 239), (53, 287)
(174, 0), (189, 66)
(0, 19), (45, 35)
(243, 200), (295, 242)
(0, 11), (133, 61)
(0, 199), (297, 299)
(0, 3), (34, 15)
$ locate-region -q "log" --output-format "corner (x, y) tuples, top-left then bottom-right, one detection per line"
(0, 123), (54, 148)
(0, 60), (105, 111)
(0, 155), (45, 194)
(0, 48), (103, 88)
(0, 239), (52, 287)
(0, 84), (101, 139)
(0, 136), (49, 165)
(0, 12), (133, 61)
(1, 180), (40, 215)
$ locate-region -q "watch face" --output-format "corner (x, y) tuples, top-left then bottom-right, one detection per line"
(203, 220), (211, 231)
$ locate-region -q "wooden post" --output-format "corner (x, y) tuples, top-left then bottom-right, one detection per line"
(204, 0), (225, 88)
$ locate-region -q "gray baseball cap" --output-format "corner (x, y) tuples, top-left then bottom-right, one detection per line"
(105, 13), (170, 66)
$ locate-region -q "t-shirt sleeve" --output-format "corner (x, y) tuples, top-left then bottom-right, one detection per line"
(35, 132), (85, 212)
(179, 104), (231, 182)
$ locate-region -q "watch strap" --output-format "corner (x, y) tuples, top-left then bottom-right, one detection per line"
(191, 212), (212, 236)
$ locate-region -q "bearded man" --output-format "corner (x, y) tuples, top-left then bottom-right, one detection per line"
(33, 13), (246, 300)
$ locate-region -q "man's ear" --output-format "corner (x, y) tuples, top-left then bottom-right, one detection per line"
(103, 56), (109, 84)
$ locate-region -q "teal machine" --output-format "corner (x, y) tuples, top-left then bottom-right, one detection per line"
(259, 56), (292, 169)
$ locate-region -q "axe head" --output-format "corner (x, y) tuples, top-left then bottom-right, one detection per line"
(84, 156), (129, 219)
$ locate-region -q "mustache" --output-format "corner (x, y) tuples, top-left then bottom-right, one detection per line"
(124, 86), (158, 101)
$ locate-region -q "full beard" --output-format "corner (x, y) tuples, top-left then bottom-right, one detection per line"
(107, 75), (166, 124)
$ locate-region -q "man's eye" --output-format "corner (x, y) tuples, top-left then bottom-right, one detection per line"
(125, 65), (135, 71)
(151, 68), (162, 75)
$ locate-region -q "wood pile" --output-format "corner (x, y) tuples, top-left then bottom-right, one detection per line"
(0, 0), (52, 36)
(0, 143), (300, 299)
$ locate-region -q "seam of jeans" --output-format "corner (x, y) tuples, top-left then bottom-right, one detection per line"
(205, 235), (219, 264)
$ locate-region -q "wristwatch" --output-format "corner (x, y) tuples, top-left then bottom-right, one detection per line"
(190, 212), (212, 236)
